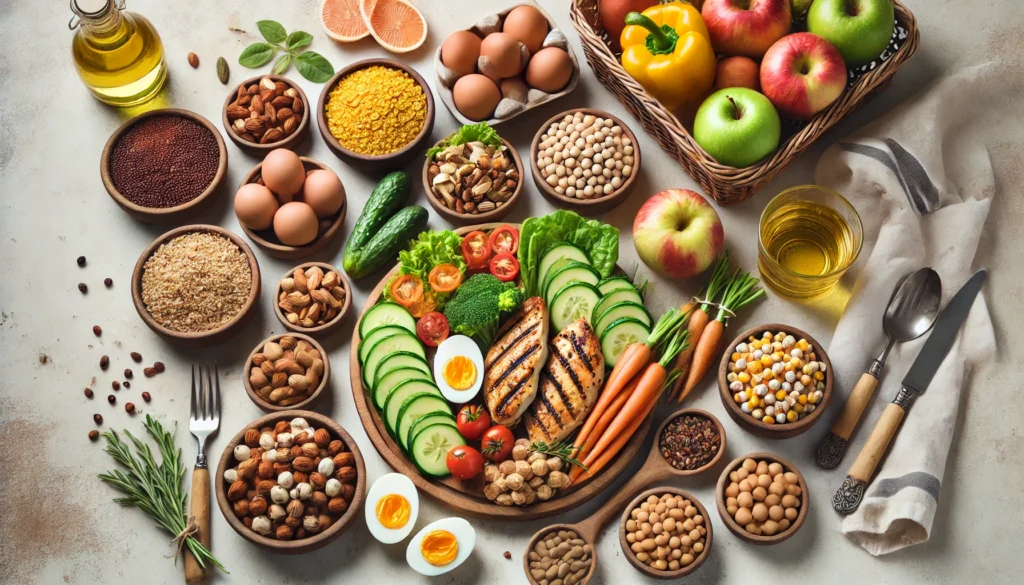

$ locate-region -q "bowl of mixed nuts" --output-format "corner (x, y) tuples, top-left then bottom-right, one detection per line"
(274, 263), (351, 337)
(222, 74), (309, 152)
(243, 333), (330, 412)
(214, 411), (365, 554)
(422, 135), (523, 225)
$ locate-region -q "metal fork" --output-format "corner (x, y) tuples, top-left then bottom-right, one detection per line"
(185, 363), (220, 584)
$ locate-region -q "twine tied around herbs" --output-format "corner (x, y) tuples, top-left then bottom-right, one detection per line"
(169, 516), (201, 563)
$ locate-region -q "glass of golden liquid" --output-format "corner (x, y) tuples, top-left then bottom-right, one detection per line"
(758, 185), (863, 301)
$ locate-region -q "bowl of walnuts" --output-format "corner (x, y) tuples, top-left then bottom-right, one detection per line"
(214, 411), (365, 553)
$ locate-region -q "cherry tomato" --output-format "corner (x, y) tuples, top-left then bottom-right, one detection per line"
(481, 425), (515, 462)
(456, 404), (492, 441)
(389, 274), (423, 308)
(446, 445), (485, 480)
(487, 225), (519, 255)
(461, 231), (492, 269)
(416, 311), (450, 347)
(489, 252), (520, 282)
(428, 263), (463, 293)
(407, 289), (438, 318)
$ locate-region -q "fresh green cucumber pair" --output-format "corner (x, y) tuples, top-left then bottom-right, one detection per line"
(342, 172), (428, 279)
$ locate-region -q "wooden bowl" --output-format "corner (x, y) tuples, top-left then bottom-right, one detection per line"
(214, 410), (366, 554)
(715, 452), (809, 545)
(529, 108), (641, 214)
(131, 225), (260, 347)
(421, 137), (524, 225)
(273, 262), (352, 337)
(242, 333), (331, 412)
(619, 487), (713, 578)
(523, 523), (597, 585)
(718, 324), (834, 439)
(101, 108), (227, 224)
(317, 59), (435, 173)
(237, 157), (347, 260)
(222, 74), (310, 152)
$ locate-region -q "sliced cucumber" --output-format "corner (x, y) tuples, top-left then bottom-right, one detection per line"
(550, 282), (602, 332)
(371, 352), (431, 392)
(364, 337), (427, 389)
(592, 288), (644, 324)
(594, 302), (652, 338)
(600, 318), (651, 368)
(373, 367), (433, 411)
(538, 242), (590, 288)
(358, 325), (413, 365)
(384, 381), (443, 436)
(397, 397), (452, 452)
(543, 262), (601, 305)
(410, 423), (466, 478)
(404, 411), (457, 453)
(359, 302), (416, 338)
(597, 277), (635, 296)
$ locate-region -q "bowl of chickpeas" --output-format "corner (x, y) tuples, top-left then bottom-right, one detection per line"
(715, 453), (808, 545)
(619, 487), (712, 578)
(717, 324), (833, 439)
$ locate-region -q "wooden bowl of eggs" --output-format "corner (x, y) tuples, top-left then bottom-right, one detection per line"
(234, 150), (347, 260)
(435, 3), (580, 125)
(715, 453), (809, 545)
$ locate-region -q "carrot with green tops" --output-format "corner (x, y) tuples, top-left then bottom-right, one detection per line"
(670, 254), (730, 401)
(568, 374), (641, 483)
(572, 394), (659, 484)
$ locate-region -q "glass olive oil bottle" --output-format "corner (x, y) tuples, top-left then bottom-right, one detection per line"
(70, 0), (167, 107)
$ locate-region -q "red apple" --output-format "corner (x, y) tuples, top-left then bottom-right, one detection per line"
(715, 56), (761, 91)
(633, 189), (724, 280)
(701, 0), (791, 58)
(759, 32), (847, 119)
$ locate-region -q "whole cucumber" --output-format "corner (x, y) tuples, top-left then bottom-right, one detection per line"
(342, 171), (412, 274)
(346, 206), (428, 279)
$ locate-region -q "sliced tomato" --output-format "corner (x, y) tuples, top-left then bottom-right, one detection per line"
(407, 289), (437, 318)
(416, 311), (449, 347)
(461, 230), (492, 269)
(489, 252), (520, 282)
(487, 225), (519, 255)
(428, 263), (463, 293)
(390, 274), (423, 308)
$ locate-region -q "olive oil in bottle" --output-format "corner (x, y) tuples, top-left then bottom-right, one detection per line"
(70, 0), (167, 107)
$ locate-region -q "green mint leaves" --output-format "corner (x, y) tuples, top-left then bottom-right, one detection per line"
(238, 20), (334, 83)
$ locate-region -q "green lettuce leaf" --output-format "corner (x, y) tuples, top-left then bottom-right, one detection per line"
(519, 211), (619, 297)
(382, 230), (466, 309)
(426, 122), (503, 159)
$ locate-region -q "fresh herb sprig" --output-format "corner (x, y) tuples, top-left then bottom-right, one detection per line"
(99, 415), (227, 574)
(238, 20), (334, 83)
(530, 441), (589, 472)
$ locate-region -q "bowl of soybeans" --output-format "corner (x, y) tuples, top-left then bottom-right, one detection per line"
(715, 453), (808, 544)
(619, 487), (712, 578)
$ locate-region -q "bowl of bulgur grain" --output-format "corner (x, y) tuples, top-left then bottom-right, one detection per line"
(131, 225), (261, 346)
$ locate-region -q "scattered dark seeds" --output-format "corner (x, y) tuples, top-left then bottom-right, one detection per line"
(142, 391), (151, 402)
(78, 283), (88, 293)
(93, 325), (102, 336)
(659, 414), (722, 471)
(107, 394), (116, 404)
(188, 52), (200, 68)
(89, 430), (100, 441)
(84, 388), (94, 399)
(124, 368), (133, 379)
(130, 352), (143, 362)
(100, 355), (109, 370)
(144, 367), (157, 377)
(112, 380), (120, 391)
(93, 414), (103, 424)
(123, 381), (131, 389)
(104, 277), (113, 287)
(77, 256), (87, 267)
(154, 361), (165, 373)
(503, 551), (511, 559)
(125, 402), (136, 414)
(217, 56), (229, 84)
(39, 354), (49, 364)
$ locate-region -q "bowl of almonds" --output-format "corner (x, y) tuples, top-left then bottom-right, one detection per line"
(222, 74), (310, 152)
(274, 262), (351, 337)
(215, 411), (365, 554)
(244, 333), (330, 412)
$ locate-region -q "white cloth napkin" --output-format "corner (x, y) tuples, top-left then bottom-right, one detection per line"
(813, 62), (1003, 555)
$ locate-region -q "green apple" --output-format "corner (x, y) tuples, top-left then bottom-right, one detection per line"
(807, 0), (895, 66)
(790, 0), (813, 16)
(693, 88), (780, 168)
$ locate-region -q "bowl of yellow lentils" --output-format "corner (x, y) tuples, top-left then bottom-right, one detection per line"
(717, 325), (833, 439)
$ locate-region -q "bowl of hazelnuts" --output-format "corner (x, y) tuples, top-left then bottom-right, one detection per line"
(215, 410), (365, 554)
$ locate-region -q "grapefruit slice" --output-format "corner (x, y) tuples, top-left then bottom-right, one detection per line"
(320, 0), (369, 43)
(361, 0), (428, 53)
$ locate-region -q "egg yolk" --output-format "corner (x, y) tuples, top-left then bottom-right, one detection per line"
(443, 356), (477, 391)
(420, 529), (459, 566)
(375, 493), (411, 529)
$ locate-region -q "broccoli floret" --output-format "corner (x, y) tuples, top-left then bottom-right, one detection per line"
(444, 274), (525, 350)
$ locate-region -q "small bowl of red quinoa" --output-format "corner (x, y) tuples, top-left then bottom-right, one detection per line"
(101, 108), (228, 224)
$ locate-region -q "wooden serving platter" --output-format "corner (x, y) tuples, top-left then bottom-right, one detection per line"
(350, 223), (652, 520)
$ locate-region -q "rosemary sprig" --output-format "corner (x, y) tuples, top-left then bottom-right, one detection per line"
(99, 415), (227, 574)
(530, 441), (589, 472)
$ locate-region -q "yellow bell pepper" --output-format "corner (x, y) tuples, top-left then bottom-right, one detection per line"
(620, 2), (716, 111)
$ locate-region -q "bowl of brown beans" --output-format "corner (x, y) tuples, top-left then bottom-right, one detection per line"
(243, 333), (331, 412)
(101, 108), (228, 224)
(223, 75), (310, 152)
(715, 453), (809, 545)
(619, 488), (712, 578)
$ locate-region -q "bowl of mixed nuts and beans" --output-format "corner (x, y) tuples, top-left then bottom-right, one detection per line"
(422, 134), (523, 224)
(243, 333), (330, 412)
(222, 75), (310, 152)
(274, 263), (351, 337)
(215, 411), (365, 554)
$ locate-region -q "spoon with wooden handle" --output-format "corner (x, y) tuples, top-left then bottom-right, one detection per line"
(523, 409), (726, 585)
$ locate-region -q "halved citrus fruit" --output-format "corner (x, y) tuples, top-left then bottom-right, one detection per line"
(320, 0), (369, 43)
(361, 0), (428, 53)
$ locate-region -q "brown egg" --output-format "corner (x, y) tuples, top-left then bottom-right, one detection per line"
(499, 76), (529, 103)
(452, 74), (501, 121)
(234, 183), (278, 230)
(479, 32), (523, 80)
(301, 169), (345, 219)
(273, 202), (318, 246)
(502, 5), (549, 54)
(525, 47), (573, 93)
(441, 30), (482, 77)
(261, 149), (305, 200)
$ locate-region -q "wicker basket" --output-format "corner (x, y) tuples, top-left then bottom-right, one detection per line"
(570, 0), (920, 206)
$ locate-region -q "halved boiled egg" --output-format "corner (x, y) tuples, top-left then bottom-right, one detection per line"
(406, 517), (476, 576)
(433, 335), (484, 403)
(365, 473), (419, 544)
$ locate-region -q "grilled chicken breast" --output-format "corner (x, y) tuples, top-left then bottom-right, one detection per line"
(524, 318), (604, 444)
(484, 297), (550, 426)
